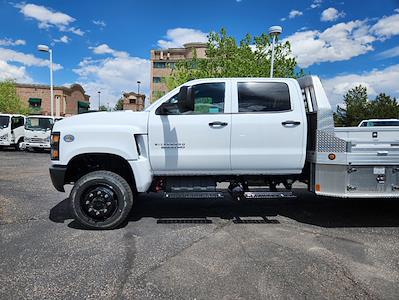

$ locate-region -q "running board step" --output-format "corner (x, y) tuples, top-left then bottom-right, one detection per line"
(244, 191), (296, 199)
(163, 191), (295, 199)
(164, 192), (224, 199)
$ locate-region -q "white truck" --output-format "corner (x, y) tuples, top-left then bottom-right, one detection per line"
(358, 119), (399, 127)
(49, 76), (399, 229)
(0, 113), (25, 150)
(24, 115), (63, 151)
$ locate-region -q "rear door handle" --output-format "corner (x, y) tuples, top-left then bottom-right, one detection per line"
(209, 121), (228, 127)
(282, 120), (301, 126)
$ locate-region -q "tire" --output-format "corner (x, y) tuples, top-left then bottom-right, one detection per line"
(70, 170), (134, 230)
(14, 138), (25, 151)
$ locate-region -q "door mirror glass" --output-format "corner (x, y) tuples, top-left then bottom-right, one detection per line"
(177, 86), (194, 113)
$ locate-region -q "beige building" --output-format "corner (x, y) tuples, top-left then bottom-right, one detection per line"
(16, 83), (90, 116)
(150, 42), (207, 102)
(122, 92), (145, 111)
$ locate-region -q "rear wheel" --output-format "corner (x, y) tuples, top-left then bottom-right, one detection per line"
(70, 171), (134, 229)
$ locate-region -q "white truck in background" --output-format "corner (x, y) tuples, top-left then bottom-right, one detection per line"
(358, 119), (399, 127)
(0, 114), (25, 150)
(48, 76), (399, 229)
(24, 115), (63, 151)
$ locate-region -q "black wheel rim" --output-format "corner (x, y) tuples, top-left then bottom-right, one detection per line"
(80, 184), (118, 222)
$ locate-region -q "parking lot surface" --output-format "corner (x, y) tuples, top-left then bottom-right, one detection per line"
(1, 150), (399, 299)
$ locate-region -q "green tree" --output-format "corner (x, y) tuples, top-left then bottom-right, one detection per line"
(0, 80), (29, 114)
(114, 98), (124, 110)
(99, 105), (108, 111)
(369, 93), (399, 119)
(334, 85), (369, 127)
(166, 28), (300, 91)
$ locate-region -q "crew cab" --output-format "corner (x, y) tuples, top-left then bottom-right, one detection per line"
(24, 115), (63, 151)
(0, 113), (25, 150)
(49, 76), (399, 229)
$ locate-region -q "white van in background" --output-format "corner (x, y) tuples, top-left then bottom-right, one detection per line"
(24, 115), (63, 151)
(0, 114), (25, 150)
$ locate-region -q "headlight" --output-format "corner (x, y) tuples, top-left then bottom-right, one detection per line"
(0, 133), (8, 139)
(50, 132), (60, 160)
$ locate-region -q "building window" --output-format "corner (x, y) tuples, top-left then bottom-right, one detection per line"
(153, 62), (166, 68)
(78, 101), (90, 114)
(153, 77), (163, 83)
(237, 82), (291, 112)
(28, 98), (42, 108)
(129, 99), (136, 104)
(168, 62), (176, 69)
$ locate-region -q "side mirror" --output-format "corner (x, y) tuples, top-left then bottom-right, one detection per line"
(177, 86), (194, 113)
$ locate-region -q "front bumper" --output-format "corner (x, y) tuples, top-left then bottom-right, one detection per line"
(0, 141), (11, 146)
(25, 142), (51, 149)
(49, 165), (67, 192)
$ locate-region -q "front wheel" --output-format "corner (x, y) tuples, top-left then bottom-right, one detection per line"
(70, 171), (134, 229)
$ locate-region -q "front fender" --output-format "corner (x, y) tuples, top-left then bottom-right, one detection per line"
(57, 125), (140, 165)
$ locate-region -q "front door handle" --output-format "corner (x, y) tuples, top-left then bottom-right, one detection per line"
(209, 121), (228, 127)
(282, 120), (301, 126)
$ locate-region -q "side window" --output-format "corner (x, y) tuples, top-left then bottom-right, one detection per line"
(12, 117), (24, 128)
(238, 82), (291, 112)
(159, 82), (225, 115)
(191, 82), (225, 114)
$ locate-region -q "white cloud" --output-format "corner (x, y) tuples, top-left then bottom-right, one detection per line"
(53, 35), (70, 44)
(286, 20), (375, 67)
(321, 7), (345, 21)
(0, 60), (32, 82)
(92, 20), (106, 27)
(157, 28), (208, 48)
(90, 44), (129, 58)
(377, 45), (399, 59)
(280, 17), (286, 21)
(322, 64), (399, 107)
(0, 47), (63, 70)
(17, 3), (84, 36)
(289, 10), (303, 19)
(371, 11), (399, 39)
(0, 38), (26, 46)
(73, 46), (150, 109)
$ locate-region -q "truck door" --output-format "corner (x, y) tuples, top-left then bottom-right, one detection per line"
(230, 80), (306, 174)
(149, 81), (231, 174)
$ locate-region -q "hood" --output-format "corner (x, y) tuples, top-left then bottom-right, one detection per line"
(53, 110), (149, 134)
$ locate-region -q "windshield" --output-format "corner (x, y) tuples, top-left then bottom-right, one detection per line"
(0, 116), (10, 129)
(25, 117), (54, 131)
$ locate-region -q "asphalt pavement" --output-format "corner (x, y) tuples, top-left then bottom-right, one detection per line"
(1, 150), (399, 299)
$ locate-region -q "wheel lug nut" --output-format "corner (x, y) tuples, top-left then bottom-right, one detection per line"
(85, 201), (90, 205)
(106, 202), (111, 206)
(89, 193), (93, 197)
(88, 208), (93, 212)
(96, 211), (100, 215)
(104, 194), (109, 198)
(103, 209), (107, 213)
(97, 191), (101, 195)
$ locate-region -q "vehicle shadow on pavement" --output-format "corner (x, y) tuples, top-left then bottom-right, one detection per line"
(49, 191), (399, 229)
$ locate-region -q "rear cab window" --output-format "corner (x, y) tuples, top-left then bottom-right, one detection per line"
(237, 82), (291, 112)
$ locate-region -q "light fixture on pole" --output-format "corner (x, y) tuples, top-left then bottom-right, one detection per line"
(98, 91), (101, 110)
(37, 44), (54, 116)
(268, 26), (282, 78)
(137, 81), (141, 95)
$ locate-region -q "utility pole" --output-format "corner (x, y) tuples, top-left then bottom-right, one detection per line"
(98, 91), (101, 110)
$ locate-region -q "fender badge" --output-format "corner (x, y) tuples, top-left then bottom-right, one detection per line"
(64, 134), (75, 142)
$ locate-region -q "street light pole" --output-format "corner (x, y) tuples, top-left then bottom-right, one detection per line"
(137, 81), (141, 95)
(38, 44), (54, 116)
(268, 26), (283, 78)
(98, 91), (101, 110)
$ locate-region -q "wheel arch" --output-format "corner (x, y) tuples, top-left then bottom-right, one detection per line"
(64, 153), (137, 192)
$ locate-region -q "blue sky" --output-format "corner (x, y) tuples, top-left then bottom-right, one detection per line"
(1, 0), (399, 108)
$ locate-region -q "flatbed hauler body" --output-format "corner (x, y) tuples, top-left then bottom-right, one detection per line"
(49, 76), (399, 229)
